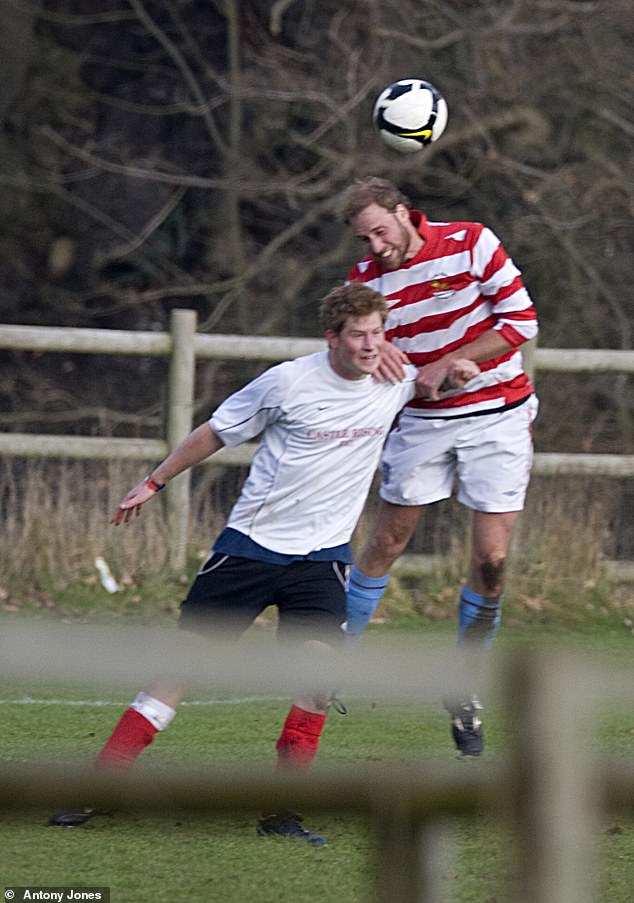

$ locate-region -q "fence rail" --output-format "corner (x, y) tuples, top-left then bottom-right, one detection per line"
(1, 312), (633, 569)
(3, 322), (634, 369)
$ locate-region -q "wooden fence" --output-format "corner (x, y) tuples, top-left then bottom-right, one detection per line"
(1, 620), (633, 903)
(1, 310), (633, 570)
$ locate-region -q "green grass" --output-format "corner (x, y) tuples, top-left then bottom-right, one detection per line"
(0, 620), (633, 902)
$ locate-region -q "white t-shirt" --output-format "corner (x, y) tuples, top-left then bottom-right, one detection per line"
(209, 351), (417, 555)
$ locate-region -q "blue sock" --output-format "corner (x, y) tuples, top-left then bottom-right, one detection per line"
(345, 566), (389, 639)
(458, 585), (501, 649)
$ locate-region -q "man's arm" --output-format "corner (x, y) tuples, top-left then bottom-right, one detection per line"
(414, 330), (511, 401)
(415, 357), (481, 399)
(111, 423), (223, 525)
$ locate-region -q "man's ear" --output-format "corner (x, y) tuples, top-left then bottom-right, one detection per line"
(394, 203), (410, 225)
(324, 328), (337, 349)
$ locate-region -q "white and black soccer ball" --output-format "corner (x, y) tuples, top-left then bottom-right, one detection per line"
(373, 79), (448, 153)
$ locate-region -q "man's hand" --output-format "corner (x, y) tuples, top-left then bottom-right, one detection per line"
(110, 424), (221, 526)
(111, 480), (159, 525)
(373, 342), (410, 383)
(445, 357), (480, 388)
(415, 357), (480, 400)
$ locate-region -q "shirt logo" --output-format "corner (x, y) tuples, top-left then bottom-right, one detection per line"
(305, 426), (385, 442)
(430, 275), (453, 299)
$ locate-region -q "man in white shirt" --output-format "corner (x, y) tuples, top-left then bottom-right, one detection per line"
(50, 282), (478, 843)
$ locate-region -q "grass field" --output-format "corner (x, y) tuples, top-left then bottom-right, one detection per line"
(1, 619), (632, 903)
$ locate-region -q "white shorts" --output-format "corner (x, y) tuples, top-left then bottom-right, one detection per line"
(379, 395), (539, 512)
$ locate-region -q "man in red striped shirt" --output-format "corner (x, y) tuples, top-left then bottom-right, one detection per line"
(340, 177), (539, 756)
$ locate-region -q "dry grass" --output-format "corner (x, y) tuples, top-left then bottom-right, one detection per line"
(0, 461), (632, 627)
(369, 475), (634, 627)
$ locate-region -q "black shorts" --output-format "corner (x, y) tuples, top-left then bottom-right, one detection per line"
(179, 553), (347, 645)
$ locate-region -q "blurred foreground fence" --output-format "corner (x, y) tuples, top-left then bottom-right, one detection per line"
(0, 622), (633, 903)
(1, 311), (633, 571)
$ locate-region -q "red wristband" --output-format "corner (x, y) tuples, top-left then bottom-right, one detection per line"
(144, 476), (165, 493)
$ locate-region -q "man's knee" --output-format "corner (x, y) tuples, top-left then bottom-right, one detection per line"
(362, 505), (421, 569)
(368, 528), (409, 560)
(476, 555), (506, 595)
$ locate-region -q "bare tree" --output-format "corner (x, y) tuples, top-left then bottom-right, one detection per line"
(0, 0), (631, 454)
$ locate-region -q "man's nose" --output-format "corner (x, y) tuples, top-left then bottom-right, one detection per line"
(370, 237), (386, 255)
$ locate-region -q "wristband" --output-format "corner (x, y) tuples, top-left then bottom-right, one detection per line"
(144, 475), (165, 493)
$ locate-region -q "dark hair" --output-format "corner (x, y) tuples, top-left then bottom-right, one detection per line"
(319, 283), (387, 334)
(338, 177), (410, 224)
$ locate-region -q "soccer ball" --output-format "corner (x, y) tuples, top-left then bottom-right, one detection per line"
(373, 79), (448, 153)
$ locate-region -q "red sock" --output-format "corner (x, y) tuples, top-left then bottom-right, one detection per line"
(95, 707), (158, 770)
(275, 705), (326, 769)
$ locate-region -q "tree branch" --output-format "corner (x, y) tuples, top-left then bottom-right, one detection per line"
(0, 0), (137, 26)
(100, 187), (188, 263)
(39, 126), (345, 197)
(269, 0), (300, 36)
(126, 0), (227, 153)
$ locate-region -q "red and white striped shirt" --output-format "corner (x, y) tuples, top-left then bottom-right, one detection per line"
(347, 211), (539, 416)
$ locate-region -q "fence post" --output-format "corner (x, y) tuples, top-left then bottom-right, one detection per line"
(522, 336), (538, 385)
(166, 309), (197, 570)
(510, 335), (538, 564)
(507, 650), (600, 903)
(374, 799), (422, 903)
